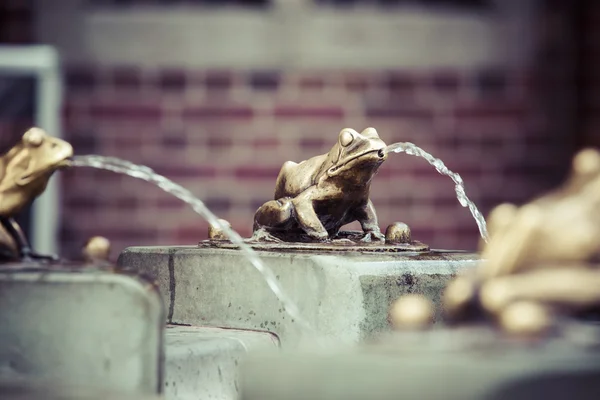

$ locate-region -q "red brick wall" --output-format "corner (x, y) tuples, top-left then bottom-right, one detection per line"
(0, 1), (33, 45)
(0, 0), (582, 258)
(580, 0), (600, 148)
(59, 65), (575, 257)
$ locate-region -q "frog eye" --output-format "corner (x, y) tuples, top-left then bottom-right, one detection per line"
(24, 128), (44, 147)
(339, 130), (354, 147)
(362, 127), (379, 137)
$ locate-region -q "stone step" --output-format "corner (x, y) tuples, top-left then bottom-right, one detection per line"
(164, 325), (278, 400)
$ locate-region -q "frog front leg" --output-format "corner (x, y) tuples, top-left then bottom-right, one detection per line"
(354, 200), (385, 242)
(291, 187), (329, 241)
(0, 217), (58, 262)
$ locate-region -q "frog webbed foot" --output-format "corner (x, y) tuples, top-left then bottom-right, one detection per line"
(361, 230), (385, 243)
(331, 238), (355, 245)
(21, 248), (59, 263)
(306, 230), (330, 243)
(251, 228), (284, 243)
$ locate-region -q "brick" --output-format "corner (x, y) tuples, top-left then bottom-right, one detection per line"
(89, 103), (162, 121)
(204, 197), (232, 213)
(431, 70), (461, 93)
(112, 136), (146, 148)
(175, 223), (209, 243)
(65, 196), (101, 211)
(344, 72), (370, 92)
(157, 196), (185, 210)
(84, 227), (159, 243)
(476, 68), (508, 98)
(161, 133), (187, 149)
(298, 75), (325, 90)
(183, 106), (253, 119)
(273, 106), (344, 119)
(454, 102), (526, 119)
(65, 66), (96, 91)
(234, 167), (280, 180)
(69, 134), (98, 154)
(154, 166), (218, 179)
(298, 137), (327, 150)
(204, 70), (233, 90)
(206, 137), (233, 149)
(365, 104), (432, 119)
(385, 197), (413, 208)
(252, 138), (279, 149)
(112, 66), (142, 90)
(159, 69), (187, 92)
(384, 71), (421, 94)
(249, 70), (280, 91)
(112, 196), (139, 210)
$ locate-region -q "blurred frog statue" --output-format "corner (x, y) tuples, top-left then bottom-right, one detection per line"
(0, 128), (73, 261)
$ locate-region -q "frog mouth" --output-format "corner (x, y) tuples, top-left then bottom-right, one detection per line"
(328, 149), (386, 175)
(17, 158), (74, 185)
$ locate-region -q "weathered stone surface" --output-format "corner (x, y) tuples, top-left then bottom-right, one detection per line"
(0, 264), (164, 395)
(118, 246), (479, 346)
(164, 325), (278, 400)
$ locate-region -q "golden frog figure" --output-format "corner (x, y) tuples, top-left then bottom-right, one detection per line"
(253, 128), (388, 243)
(0, 128), (73, 261)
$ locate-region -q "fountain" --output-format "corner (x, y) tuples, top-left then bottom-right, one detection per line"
(1, 126), (486, 399)
(118, 127), (482, 349)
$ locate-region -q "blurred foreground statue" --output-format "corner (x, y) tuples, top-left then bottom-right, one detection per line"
(393, 148), (600, 337)
(0, 128), (73, 262)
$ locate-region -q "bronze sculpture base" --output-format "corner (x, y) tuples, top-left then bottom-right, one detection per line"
(199, 230), (429, 253)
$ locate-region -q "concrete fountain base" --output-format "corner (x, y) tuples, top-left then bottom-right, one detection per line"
(118, 246), (479, 346)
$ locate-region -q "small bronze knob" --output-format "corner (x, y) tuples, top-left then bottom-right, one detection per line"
(385, 222), (411, 244)
(83, 236), (111, 263)
(208, 219), (232, 241)
(498, 301), (552, 338)
(389, 294), (434, 330)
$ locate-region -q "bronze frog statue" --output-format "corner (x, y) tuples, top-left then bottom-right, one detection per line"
(253, 127), (388, 242)
(0, 128), (73, 261)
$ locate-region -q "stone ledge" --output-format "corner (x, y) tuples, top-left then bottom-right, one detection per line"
(118, 246), (479, 346)
(164, 325), (278, 400)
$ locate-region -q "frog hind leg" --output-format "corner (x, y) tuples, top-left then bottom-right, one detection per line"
(0, 217), (58, 262)
(253, 197), (295, 233)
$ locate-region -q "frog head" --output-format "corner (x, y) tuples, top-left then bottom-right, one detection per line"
(324, 127), (387, 184)
(0, 128), (73, 216)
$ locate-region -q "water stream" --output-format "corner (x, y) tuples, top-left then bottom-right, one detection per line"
(383, 142), (489, 242)
(70, 155), (314, 334)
